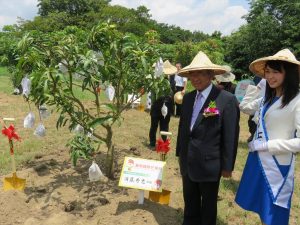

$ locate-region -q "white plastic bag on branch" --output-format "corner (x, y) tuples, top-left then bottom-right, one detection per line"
(154, 57), (164, 78)
(87, 128), (97, 140)
(146, 92), (152, 110)
(161, 103), (168, 118)
(105, 85), (115, 101)
(73, 124), (84, 133)
(89, 161), (103, 182)
(13, 88), (20, 95)
(21, 75), (31, 97)
(39, 105), (50, 120)
(34, 123), (46, 137)
(58, 60), (68, 73)
(95, 51), (104, 66)
(73, 72), (84, 80)
(24, 112), (35, 128)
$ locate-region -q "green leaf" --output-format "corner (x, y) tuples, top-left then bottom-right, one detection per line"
(100, 103), (117, 112)
(88, 116), (113, 128)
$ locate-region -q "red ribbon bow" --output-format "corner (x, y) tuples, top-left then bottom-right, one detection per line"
(2, 125), (21, 141)
(156, 138), (170, 154)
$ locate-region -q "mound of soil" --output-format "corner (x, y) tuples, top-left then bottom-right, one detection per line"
(0, 149), (183, 225)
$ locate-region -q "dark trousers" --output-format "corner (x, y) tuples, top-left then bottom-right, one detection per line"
(149, 115), (170, 146)
(182, 175), (220, 225)
(175, 86), (184, 116)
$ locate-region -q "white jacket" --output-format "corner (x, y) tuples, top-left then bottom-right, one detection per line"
(240, 85), (300, 165)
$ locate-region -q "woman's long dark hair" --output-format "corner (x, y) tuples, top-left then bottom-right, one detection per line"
(264, 60), (299, 107)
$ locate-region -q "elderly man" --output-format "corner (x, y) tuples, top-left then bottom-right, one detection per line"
(176, 52), (240, 225)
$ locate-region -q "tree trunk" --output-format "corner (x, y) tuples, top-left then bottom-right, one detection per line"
(105, 125), (115, 178)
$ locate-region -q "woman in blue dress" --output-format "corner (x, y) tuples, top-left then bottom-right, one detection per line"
(235, 49), (300, 225)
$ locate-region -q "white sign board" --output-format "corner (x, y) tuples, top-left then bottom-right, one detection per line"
(118, 157), (166, 192)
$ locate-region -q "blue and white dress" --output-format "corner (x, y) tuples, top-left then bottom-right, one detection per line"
(236, 86), (300, 225)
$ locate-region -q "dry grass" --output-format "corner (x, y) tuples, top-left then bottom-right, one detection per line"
(0, 67), (300, 224)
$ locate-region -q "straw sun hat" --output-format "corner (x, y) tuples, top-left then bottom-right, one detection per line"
(178, 51), (228, 77)
(215, 72), (235, 83)
(249, 49), (300, 77)
(163, 60), (177, 75)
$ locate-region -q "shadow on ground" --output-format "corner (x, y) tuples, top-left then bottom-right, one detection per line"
(116, 199), (182, 225)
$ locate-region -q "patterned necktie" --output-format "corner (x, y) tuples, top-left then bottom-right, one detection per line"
(190, 91), (203, 130)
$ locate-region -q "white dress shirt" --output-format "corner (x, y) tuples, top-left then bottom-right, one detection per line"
(174, 74), (187, 87)
(198, 83), (213, 104)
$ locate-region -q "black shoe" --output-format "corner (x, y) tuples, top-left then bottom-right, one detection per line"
(148, 144), (156, 150)
(217, 195), (223, 201)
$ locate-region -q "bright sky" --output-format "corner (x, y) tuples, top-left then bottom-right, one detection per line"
(0, 0), (249, 35)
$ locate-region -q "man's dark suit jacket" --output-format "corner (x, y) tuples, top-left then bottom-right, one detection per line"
(176, 85), (240, 182)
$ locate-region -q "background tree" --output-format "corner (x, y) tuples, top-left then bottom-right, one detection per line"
(4, 0), (300, 83)
(37, 0), (110, 16)
(174, 37), (226, 67)
(225, 13), (282, 76)
(225, 0), (300, 75)
(0, 25), (25, 88)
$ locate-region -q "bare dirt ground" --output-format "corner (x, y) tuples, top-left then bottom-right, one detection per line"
(0, 92), (183, 225)
(0, 150), (183, 225)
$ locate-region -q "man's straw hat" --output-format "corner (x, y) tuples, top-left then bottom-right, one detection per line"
(249, 49), (300, 77)
(215, 72), (235, 83)
(174, 91), (184, 104)
(178, 51), (227, 77)
(163, 60), (177, 75)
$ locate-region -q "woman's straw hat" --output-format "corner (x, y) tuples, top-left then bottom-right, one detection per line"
(178, 51), (228, 77)
(163, 60), (177, 75)
(249, 49), (300, 77)
(174, 91), (184, 104)
(215, 72), (235, 83)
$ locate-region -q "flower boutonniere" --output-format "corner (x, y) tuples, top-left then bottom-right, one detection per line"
(203, 101), (219, 117)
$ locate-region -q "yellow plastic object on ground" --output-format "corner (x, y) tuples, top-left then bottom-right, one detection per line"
(137, 104), (145, 112)
(3, 153), (26, 191)
(3, 172), (26, 191)
(148, 189), (171, 205)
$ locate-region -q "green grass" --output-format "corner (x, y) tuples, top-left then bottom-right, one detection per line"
(0, 67), (13, 94)
(0, 67), (9, 76)
(0, 100), (73, 174)
(73, 84), (97, 101)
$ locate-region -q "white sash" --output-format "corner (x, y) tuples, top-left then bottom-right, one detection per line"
(255, 99), (295, 209)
